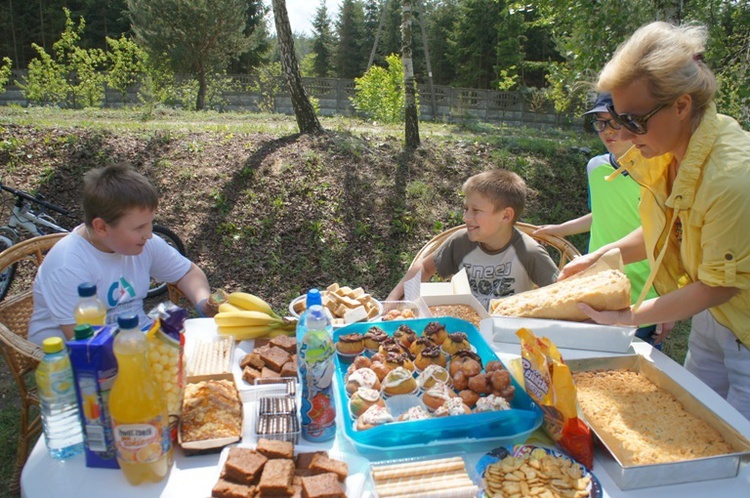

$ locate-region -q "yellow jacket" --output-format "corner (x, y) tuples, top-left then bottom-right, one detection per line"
(615, 103), (750, 348)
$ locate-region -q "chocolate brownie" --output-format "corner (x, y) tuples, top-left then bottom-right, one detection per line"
(257, 459), (295, 495)
(256, 438), (294, 459)
(269, 335), (297, 354)
(258, 346), (292, 372)
(240, 352), (265, 371)
(295, 451), (328, 470)
(242, 366), (262, 384)
(261, 367), (281, 379)
(309, 454), (348, 482)
(223, 447), (268, 485)
(279, 361), (297, 378)
(300, 473), (345, 498)
(211, 478), (255, 498)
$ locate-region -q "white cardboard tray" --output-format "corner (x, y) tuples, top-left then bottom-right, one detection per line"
(489, 316), (636, 353)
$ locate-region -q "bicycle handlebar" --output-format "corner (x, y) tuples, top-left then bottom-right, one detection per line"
(0, 183), (71, 216)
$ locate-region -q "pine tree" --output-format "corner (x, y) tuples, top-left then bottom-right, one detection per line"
(335, 0), (367, 79)
(311, 0), (334, 77)
(127, 0), (255, 110)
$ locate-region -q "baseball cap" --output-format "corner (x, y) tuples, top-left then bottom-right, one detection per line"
(583, 93), (613, 116)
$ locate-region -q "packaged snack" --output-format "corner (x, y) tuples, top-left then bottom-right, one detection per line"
(147, 302), (188, 440)
(68, 325), (119, 468)
(516, 328), (594, 468)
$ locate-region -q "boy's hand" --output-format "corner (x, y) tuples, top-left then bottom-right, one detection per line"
(558, 253), (599, 281)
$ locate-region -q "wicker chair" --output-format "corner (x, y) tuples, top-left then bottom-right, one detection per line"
(409, 222), (581, 272)
(0, 233), (66, 493)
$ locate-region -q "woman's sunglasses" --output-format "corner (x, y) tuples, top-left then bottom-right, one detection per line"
(606, 103), (667, 135)
(590, 118), (621, 133)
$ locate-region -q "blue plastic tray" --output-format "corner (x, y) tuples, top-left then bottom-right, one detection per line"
(333, 317), (542, 455)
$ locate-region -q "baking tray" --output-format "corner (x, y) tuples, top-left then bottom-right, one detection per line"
(568, 354), (750, 489)
(332, 317), (543, 457)
(491, 316), (636, 353)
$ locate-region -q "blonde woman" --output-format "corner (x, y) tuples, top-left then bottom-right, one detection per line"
(560, 22), (750, 420)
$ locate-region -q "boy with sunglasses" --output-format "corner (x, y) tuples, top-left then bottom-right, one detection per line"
(534, 93), (667, 346)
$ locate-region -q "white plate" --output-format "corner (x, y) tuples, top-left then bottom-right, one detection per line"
(214, 442), (367, 496)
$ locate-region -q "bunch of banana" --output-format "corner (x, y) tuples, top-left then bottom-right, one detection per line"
(214, 292), (297, 340)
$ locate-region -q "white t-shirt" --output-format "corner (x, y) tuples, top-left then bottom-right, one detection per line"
(29, 227), (191, 344)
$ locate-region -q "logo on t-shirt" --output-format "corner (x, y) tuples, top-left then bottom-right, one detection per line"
(465, 262), (518, 305)
(107, 277), (136, 307)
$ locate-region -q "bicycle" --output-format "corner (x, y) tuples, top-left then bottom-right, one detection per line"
(0, 182), (186, 301)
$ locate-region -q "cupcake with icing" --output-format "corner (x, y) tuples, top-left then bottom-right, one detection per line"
(415, 345), (447, 370)
(356, 405), (394, 430)
(474, 394), (512, 413)
(363, 327), (388, 351)
(422, 321), (448, 346)
(384, 351), (415, 372)
(349, 387), (386, 418)
(345, 367), (380, 395)
(397, 405), (432, 422)
(433, 397), (472, 417)
(421, 382), (457, 412)
(417, 364), (451, 390)
(441, 332), (471, 355)
(380, 367), (418, 396)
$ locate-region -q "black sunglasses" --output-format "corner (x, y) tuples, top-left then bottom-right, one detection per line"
(606, 103), (667, 135)
(590, 118), (622, 133)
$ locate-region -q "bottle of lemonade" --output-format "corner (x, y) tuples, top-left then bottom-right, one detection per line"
(74, 282), (107, 326)
(109, 315), (172, 484)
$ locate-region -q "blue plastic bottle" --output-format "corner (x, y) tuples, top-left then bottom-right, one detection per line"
(297, 289), (336, 442)
(35, 337), (85, 460)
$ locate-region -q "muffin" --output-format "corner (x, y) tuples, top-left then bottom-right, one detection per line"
(441, 332), (471, 355)
(417, 364), (451, 390)
(363, 327), (388, 351)
(369, 361), (389, 382)
(384, 352), (415, 372)
(393, 325), (417, 349)
(356, 405), (393, 431)
(378, 337), (406, 357)
(422, 321), (448, 346)
(381, 367), (418, 396)
(421, 382), (457, 412)
(349, 387), (386, 418)
(474, 394), (511, 413)
(433, 397), (472, 417)
(337, 333), (365, 355)
(414, 345), (447, 370)
(397, 405), (432, 422)
(409, 337), (433, 357)
(345, 368), (380, 395)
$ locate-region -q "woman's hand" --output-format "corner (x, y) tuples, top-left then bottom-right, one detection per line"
(558, 253), (600, 280)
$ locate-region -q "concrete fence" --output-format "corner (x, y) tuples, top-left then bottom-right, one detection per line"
(1, 73), (579, 128)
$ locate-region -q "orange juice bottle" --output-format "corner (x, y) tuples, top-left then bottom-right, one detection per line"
(74, 282), (107, 326)
(109, 315), (172, 484)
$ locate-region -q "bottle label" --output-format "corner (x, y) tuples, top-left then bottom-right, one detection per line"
(299, 329), (336, 440)
(113, 417), (168, 464)
(37, 364), (75, 399)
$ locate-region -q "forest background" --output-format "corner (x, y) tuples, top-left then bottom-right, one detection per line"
(0, 0), (749, 124)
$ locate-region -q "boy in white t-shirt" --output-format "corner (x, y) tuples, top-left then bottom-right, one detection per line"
(29, 163), (214, 344)
(387, 169), (559, 309)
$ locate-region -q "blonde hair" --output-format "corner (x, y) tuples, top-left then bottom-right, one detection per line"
(462, 169), (527, 222)
(598, 21), (716, 129)
(83, 162), (158, 226)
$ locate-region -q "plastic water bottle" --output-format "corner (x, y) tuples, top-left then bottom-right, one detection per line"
(297, 289), (336, 442)
(74, 282), (107, 326)
(35, 337), (85, 460)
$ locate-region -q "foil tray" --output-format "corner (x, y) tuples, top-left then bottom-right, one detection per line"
(567, 354), (750, 490)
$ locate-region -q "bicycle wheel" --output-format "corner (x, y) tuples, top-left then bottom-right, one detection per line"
(0, 231), (16, 301)
(149, 225), (187, 299)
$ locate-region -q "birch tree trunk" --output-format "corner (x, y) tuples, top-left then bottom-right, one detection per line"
(271, 0), (323, 134)
(401, 0), (420, 150)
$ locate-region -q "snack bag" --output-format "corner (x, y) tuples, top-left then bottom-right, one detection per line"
(147, 302), (188, 441)
(516, 327), (594, 468)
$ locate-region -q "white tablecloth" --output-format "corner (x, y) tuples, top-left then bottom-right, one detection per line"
(21, 318), (750, 497)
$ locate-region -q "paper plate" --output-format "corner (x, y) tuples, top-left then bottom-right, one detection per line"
(476, 444), (602, 498)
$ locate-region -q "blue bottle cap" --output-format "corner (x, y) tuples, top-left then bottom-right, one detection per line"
(117, 314), (139, 330)
(306, 288), (322, 308)
(77, 282), (97, 297)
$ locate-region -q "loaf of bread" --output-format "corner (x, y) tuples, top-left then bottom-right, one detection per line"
(489, 269), (631, 321)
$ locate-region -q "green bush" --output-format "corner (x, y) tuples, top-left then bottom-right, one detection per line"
(0, 57), (11, 94)
(352, 54), (417, 123)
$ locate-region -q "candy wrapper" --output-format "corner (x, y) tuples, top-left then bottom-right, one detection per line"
(147, 302), (188, 440)
(516, 327), (594, 469)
